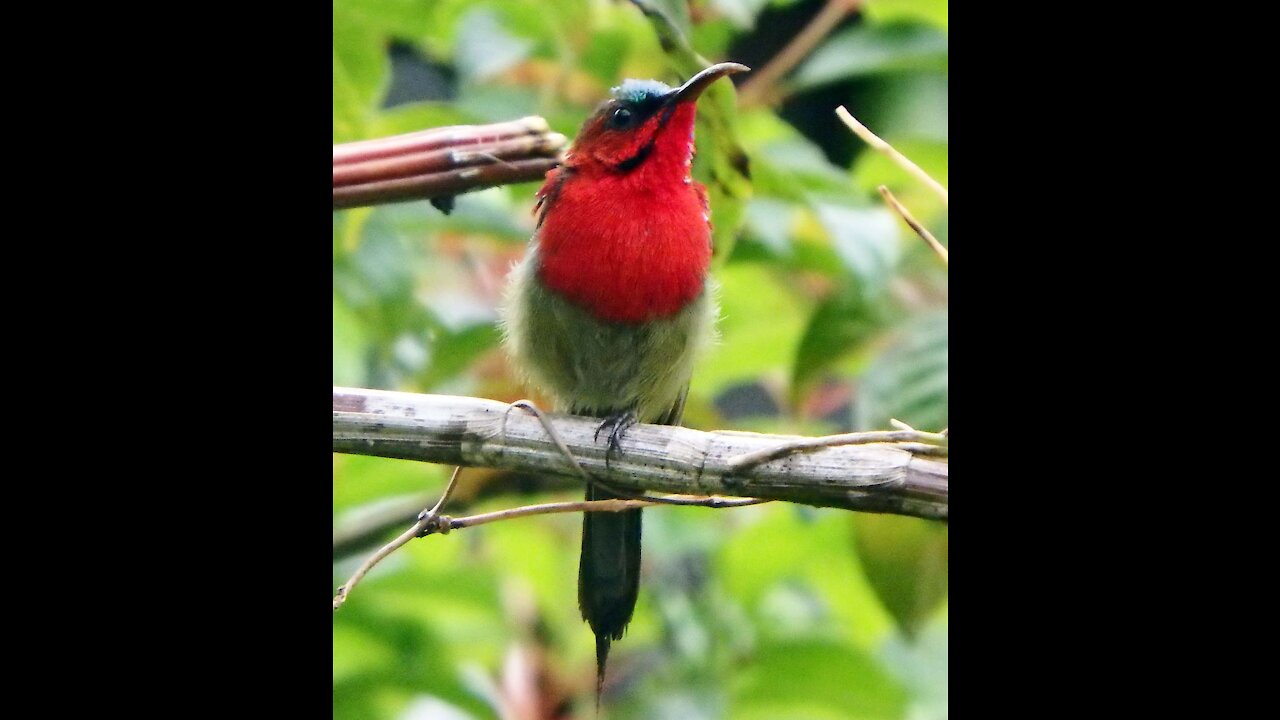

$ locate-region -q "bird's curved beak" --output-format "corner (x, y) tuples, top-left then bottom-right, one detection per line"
(668, 62), (750, 104)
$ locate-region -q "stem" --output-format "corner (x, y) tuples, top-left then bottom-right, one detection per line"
(879, 185), (948, 264)
(836, 106), (948, 205)
(738, 0), (863, 108)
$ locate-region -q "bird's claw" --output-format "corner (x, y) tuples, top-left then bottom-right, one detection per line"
(595, 411), (638, 469)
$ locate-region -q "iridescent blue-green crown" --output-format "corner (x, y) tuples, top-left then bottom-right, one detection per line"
(610, 79), (671, 105)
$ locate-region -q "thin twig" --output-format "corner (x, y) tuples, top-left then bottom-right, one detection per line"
(836, 106), (948, 204)
(425, 466), (464, 519)
(738, 0), (863, 108)
(333, 466), (463, 610)
(727, 429), (947, 472)
(333, 493), (765, 610)
(333, 517), (427, 611)
(443, 497), (656, 530)
(879, 185), (948, 264)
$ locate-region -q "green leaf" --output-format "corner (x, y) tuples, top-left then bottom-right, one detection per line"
(790, 22), (948, 93)
(333, 5), (389, 143)
(418, 323), (501, 388)
(453, 7), (534, 82)
(369, 102), (473, 138)
(851, 514), (948, 638)
(719, 507), (895, 651)
(813, 202), (901, 292)
(332, 454), (448, 511)
(792, 284), (892, 400)
(854, 309), (947, 431)
(710, 0), (771, 29)
(333, 295), (369, 387)
(864, 0), (949, 30)
(332, 0), (435, 38)
(857, 71), (949, 143)
(693, 263), (810, 397)
(880, 613), (948, 718)
(732, 639), (909, 719)
(632, 0), (753, 265)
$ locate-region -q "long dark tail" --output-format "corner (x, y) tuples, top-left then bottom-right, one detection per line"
(578, 482), (642, 696)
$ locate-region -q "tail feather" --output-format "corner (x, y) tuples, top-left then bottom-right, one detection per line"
(577, 389), (685, 700)
(578, 482), (642, 695)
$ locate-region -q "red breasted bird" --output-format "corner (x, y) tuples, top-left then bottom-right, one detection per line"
(500, 62), (749, 692)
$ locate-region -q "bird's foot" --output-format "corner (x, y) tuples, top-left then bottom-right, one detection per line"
(595, 410), (638, 468)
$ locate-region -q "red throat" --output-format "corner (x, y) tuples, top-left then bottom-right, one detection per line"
(534, 103), (711, 324)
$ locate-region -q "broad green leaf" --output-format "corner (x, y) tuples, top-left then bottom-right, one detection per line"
(418, 323), (500, 388)
(859, 71), (948, 143)
(719, 506), (895, 651)
(851, 514), (948, 638)
(453, 7), (534, 82)
(865, 0), (949, 30)
(732, 639), (909, 719)
(790, 22), (948, 93)
(813, 202), (901, 292)
(743, 197), (796, 254)
(332, 454), (447, 510)
(711, 0), (771, 29)
(332, 0), (435, 38)
(333, 295), (369, 387)
(369, 102), (473, 138)
(792, 283), (893, 400)
(333, 6), (389, 142)
(581, 26), (634, 84)
(880, 612), (949, 718)
(693, 263), (810, 396)
(632, 0), (753, 265)
(332, 624), (395, 683)
(854, 309), (947, 431)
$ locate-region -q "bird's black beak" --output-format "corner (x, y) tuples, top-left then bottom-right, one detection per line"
(668, 62), (750, 104)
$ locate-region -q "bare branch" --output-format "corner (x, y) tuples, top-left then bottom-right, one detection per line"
(836, 106), (948, 205)
(738, 0), (863, 108)
(332, 117), (567, 210)
(333, 387), (948, 521)
(333, 516), (426, 610)
(878, 185), (948, 264)
(334, 497), (663, 610)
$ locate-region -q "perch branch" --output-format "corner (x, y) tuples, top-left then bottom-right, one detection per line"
(333, 387), (948, 521)
(332, 117), (566, 210)
(836, 106), (948, 204)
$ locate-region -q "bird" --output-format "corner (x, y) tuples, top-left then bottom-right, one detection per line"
(499, 61), (749, 695)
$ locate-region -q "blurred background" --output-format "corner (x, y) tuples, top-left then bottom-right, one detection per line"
(333, 0), (947, 717)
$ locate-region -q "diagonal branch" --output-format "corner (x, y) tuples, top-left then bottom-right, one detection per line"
(333, 387), (948, 521)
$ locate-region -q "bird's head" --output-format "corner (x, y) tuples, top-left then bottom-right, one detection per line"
(567, 62), (749, 175)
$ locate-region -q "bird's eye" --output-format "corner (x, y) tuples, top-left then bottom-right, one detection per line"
(609, 107), (633, 129)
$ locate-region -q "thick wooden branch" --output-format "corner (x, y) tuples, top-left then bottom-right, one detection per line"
(333, 387), (948, 521)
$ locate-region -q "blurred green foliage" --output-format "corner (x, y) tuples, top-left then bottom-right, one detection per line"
(334, 1), (947, 718)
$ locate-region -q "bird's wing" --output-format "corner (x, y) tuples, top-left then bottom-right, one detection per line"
(533, 165), (571, 228)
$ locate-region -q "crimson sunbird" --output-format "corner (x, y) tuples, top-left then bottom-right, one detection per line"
(500, 61), (749, 691)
